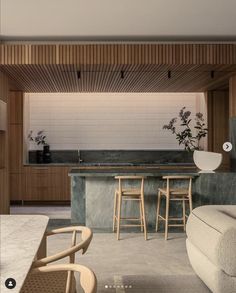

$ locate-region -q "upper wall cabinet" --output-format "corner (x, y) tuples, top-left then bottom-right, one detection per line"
(0, 100), (7, 131)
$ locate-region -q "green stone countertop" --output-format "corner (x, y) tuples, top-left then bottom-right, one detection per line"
(69, 167), (199, 177)
(24, 163), (78, 167)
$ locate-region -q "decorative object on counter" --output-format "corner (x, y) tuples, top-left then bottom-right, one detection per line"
(36, 150), (44, 164)
(163, 107), (208, 151)
(43, 144), (52, 164)
(193, 150), (222, 173)
(28, 130), (51, 164)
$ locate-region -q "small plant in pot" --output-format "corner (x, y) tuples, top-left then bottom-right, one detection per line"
(163, 107), (208, 152)
(28, 130), (51, 163)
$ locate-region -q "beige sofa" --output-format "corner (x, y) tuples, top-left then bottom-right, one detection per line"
(186, 205), (236, 293)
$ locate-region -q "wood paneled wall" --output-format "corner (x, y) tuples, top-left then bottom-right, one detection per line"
(229, 75), (236, 117)
(8, 91), (24, 173)
(1, 44), (236, 65)
(0, 71), (9, 214)
(207, 90), (230, 169)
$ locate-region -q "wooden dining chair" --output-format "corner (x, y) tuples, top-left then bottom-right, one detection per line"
(34, 226), (93, 267)
(21, 263), (97, 293)
(155, 176), (193, 240)
(21, 226), (95, 293)
(113, 176), (147, 240)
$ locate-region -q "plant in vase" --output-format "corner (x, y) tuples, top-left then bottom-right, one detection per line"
(163, 107), (208, 152)
(28, 130), (51, 163)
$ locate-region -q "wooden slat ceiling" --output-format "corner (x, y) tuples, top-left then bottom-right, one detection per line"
(1, 44), (236, 92)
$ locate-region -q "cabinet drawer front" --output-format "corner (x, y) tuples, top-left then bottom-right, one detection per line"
(51, 187), (70, 201)
(25, 186), (51, 201)
(26, 174), (50, 187)
(26, 167), (51, 175)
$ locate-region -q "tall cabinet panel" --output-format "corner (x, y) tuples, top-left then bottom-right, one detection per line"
(8, 91), (24, 201)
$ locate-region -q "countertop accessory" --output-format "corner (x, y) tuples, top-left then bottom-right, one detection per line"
(193, 150), (222, 173)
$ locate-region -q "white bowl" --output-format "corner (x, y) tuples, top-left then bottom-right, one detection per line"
(193, 150), (222, 173)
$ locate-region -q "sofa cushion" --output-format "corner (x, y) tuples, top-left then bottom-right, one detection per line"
(186, 239), (236, 293)
(186, 205), (236, 276)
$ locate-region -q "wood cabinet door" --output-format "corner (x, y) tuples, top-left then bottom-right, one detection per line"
(9, 124), (23, 173)
(50, 167), (71, 201)
(24, 170), (51, 200)
(23, 166), (71, 201)
(9, 173), (24, 201)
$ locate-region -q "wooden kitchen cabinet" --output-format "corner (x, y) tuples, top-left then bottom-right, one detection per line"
(23, 166), (71, 201)
(10, 166), (71, 202)
(9, 124), (23, 173)
(9, 173), (25, 201)
(8, 91), (71, 202)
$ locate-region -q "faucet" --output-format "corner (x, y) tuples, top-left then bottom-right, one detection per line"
(78, 149), (83, 164)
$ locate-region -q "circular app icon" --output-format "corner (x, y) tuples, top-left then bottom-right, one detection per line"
(5, 278), (16, 289)
(223, 142), (232, 152)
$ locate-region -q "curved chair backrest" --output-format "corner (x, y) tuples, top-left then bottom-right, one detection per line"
(34, 226), (93, 267)
(32, 263), (97, 293)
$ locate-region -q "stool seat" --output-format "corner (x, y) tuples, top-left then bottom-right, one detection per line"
(113, 176), (147, 240)
(158, 188), (189, 196)
(115, 188), (141, 196)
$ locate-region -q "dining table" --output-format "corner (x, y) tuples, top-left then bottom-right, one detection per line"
(0, 215), (49, 293)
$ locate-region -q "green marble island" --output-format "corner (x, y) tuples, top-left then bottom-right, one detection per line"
(69, 166), (236, 230)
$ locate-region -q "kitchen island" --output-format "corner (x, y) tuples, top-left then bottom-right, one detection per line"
(69, 166), (236, 230)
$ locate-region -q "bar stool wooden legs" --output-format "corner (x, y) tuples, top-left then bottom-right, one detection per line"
(113, 176), (147, 240)
(155, 176), (193, 240)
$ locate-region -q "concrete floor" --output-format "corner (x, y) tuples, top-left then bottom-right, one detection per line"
(10, 205), (71, 219)
(11, 206), (210, 292)
(48, 233), (210, 293)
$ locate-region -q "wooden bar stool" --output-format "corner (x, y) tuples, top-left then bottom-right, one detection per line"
(155, 176), (193, 240)
(113, 176), (147, 240)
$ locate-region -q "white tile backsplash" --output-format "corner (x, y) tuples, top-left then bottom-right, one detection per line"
(25, 92), (205, 150)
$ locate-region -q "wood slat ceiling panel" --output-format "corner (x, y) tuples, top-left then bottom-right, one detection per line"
(1, 43), (236, 92)
(1, 64), (235, 92)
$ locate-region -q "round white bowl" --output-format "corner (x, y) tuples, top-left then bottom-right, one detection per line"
(193, 150), (222, 173)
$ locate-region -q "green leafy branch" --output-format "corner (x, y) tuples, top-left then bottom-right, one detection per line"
(163, 107), (208, 151)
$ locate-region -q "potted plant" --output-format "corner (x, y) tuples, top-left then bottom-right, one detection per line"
(28, 130), (51, 163)
(163, 107), (208, 152)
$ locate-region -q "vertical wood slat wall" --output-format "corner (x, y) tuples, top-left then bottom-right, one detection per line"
(207, 90), (230, 169)
(229, 75), (236, 117)
(1, 44), (236, 65)
(0, 72), (9, 214)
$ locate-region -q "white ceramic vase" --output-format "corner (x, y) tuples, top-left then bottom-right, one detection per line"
(193, 150), (222, 173)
